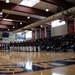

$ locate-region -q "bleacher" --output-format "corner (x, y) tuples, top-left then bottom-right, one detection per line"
(8, 34), (75, 52)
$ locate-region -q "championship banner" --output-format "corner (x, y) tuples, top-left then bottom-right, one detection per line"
(67, 20), (74, 34)
(41, 28), (45, 39)
(46, 26), (51, 38)
(36, 29), (40, 39)
(32, 30), (35, 39)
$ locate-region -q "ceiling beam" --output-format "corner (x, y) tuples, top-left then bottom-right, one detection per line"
(0, 20), (17, 26)
(14, 6), (75, 32)
(0, 24), (11, 29)
(6, 14), (40, 23)
(0, 29), (8, 31)
(41, 0), (75, 9)
(0, 1), (53, 17)
(14, 5), (53, 17)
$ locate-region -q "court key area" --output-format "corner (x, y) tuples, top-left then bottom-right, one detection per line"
(0, 51), (75, 75)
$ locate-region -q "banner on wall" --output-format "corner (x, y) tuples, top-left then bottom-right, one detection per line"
(32, 30), (35, 39)
(41, 28), (45, 39)
(36, 29), (40, 39)
(2, 33), (9, 38)
(46, 26), (51, 38)
(67, 20), (74, 34)
(17, 33), (25, 40)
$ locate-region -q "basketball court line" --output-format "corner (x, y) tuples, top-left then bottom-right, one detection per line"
(0, 57), (75, 74)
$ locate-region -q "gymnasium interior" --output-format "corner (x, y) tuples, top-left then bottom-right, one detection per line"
(0, 0), (75, 75)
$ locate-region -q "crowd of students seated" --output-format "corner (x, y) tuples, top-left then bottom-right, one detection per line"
(46, 34), (75, 52)
(9, 34), (75, 52)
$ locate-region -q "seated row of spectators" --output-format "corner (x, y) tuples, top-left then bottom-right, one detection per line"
(9, 34), (75, 52)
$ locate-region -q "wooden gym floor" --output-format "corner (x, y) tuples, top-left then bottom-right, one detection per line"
(0, 51), (75, 75)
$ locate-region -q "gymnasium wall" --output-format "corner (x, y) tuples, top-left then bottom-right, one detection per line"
(74, 19), (75, 32)
(0, 19), (75, 42)
(32, 18), (75, 38)
(32, 23), (68, 39)
(1, 32), (16, 43)
(0, 32), (26, 43)
(9, 32), (16, 41)
(0, 32), (2, 40)
(51, 24), (68, 36)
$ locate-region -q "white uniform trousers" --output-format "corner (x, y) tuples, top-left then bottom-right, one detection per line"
(38, 46), (40, 51)
(34, 46), (36, 52)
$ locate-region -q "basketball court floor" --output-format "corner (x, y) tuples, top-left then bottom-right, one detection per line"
(0, 51), (75, 75)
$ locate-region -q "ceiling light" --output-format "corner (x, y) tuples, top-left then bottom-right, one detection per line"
(40, 25), (43, 27)
(20, 22), (22, 25)
(8, 29), (9, 31)
(27, 16), (30, 19)
(31, 28), (33, 30)
(3, 19), (13, 21)
(13, 26), (15, 28)
(6, 0), (9, 3)
(20, 0), (40, 7)
(0, 12), (3, 15)
(46, 8), (49, 12)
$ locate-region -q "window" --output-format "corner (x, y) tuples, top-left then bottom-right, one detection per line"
(51, 19), (66, 27)
(20, 0), (40, 7)
(26, 31), (32, 39)
(17, 32), (25, 40)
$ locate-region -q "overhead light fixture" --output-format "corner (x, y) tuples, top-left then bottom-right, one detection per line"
(27, 16), (30, 19)
(0, 12), (3, 15)
(45, 4), (49, 12)
(31, 28), (33, 30)
(20, 22), (22, 25)
(46, 8), (49, 12)
(40, 25), (43, 27)
(3, 19), (13, 21)
(0, 12), (3, 17)
(6, 0), (9, 3)
(8, 29), (9, 31)
(20, 0), (40, 7)
(13, 26), (15, 28)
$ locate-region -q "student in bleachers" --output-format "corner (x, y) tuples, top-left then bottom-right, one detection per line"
(9, 34), (75, 52)
(73, 42), (75, 52)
